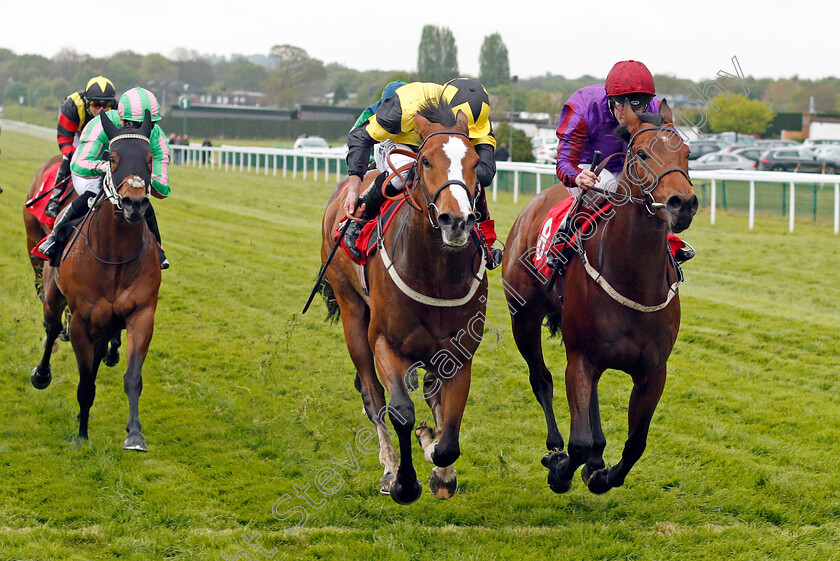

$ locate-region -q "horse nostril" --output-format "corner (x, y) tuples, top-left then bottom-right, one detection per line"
(667, 195), (684, 212)
(438, 213), (453, 228)
(688, 194), (699, 214)
(465, 214), (477, 230)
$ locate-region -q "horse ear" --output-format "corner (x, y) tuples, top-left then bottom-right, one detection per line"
(100, 111), (118, 140)
(139, 109), (153, 138)
(658, 98), (673, 124)
(414, 112), (433, 139)
(622, 98), (641, 132)
(455, 109), (469, 133)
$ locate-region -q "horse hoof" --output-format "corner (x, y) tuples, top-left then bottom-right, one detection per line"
(584, 467), (612, 495)
(429, 469), (458, 499)
(59, 328), (70, 342)
(414, 422), (433, 442)
(123, 434), (148, 452)
(547, 470), (572, 494)
(103, 347), (120, 367)
(30, 365), (52, 390)
(390, 478), (422, 505)
(75, 436), (88, 446)
(379, 471), (395, 495)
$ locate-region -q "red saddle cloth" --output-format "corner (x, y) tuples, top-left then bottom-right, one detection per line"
(533, 198), (613, 277)
(335, 198), (407, 266)
(25, 163), (62, 229)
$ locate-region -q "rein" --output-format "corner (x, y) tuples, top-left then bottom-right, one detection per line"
(573, 124), (690, 313)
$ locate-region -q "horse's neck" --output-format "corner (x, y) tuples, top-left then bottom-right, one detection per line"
(89, 204), (146, 259)
(387, 207), (476, 292)
(591, 189), (670, 293)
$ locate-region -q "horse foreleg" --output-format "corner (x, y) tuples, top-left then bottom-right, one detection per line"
(31, 274), (65, 390)
(374, 338), (421, 505)
(122, 307), (155, 452)
(585, 366), (667, 494)
(71, 319), (106, 443)
(335, 288), (398, 493)
(416, 367), (470, 500)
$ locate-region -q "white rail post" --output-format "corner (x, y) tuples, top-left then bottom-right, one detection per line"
(748, 180), (755, 231)
(303, 156), (308, 180)
(710, 178), (716, 225)
(273, 154), (277, 177)
(536, 172), (542, 194)
(513, 170), (519, 204)
(247, 151), (251, 174)
(293, 154), (298, 179)
(835, 182), (839, 235)
(336, 157), (341, 183)
(325, 157), (330, 183)
(239, 150), (244, 172)
(224, 150), (228, 172)
(789, 182), (795, 233)
(283, 154), (288, 178)
(492, 175), (498, 202)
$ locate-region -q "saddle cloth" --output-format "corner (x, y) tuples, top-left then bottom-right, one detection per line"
(25, 163), (63, 229)
(335, 198), (407, 266)
(533, 197), (613, 278)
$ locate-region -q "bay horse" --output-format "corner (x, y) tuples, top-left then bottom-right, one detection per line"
(31, 110), (162, 451)
(320, 99), (487, 504)
(502, 101), (698, 494)
(24, 156), (121, 363)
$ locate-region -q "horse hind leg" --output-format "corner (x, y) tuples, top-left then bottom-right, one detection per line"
(31, 278), (66, 390)
(103, 333), (121, 367)
(585, 366), (667, 494)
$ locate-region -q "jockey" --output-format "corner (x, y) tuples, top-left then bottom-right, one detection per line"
(39, 87), (171, 269)
(352, 80), (407, 167)
(555, 60), (694, 262)
(45, 76), (117, 218)
(343, 78), (503, 269)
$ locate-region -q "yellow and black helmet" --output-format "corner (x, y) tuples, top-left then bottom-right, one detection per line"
(84, 76), (116, 104)
(441, 78), (492, 138)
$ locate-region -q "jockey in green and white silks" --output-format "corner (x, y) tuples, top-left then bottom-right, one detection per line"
(39, 87), (172, 269)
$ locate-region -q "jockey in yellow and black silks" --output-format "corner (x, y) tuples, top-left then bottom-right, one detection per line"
(343, 79), (503, 269)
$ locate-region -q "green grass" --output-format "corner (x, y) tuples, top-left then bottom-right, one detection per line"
(1, 131), (840, 560)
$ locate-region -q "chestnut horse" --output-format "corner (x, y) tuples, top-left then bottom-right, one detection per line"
(320, 99), (487, 504)
(502, 102), (698, 494)
(25, 157), (122, 362)
(31, 111), (162, 451)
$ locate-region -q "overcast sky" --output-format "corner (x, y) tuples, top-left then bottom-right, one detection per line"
(4, 0), (835, 83)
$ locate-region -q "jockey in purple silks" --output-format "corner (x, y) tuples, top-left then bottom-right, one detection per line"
(554, 60), (694, 263)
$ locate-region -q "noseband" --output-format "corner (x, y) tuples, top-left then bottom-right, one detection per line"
(589, 125), (692, 216)
(386, 129), (479, 230)
(102, 133), (152, 212)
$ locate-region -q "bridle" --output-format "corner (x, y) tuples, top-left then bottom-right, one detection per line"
(587, 125), (692, 217)
(383, 129), (480, 230)
(101, 133), (152, 212)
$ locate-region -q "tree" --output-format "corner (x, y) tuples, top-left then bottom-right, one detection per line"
(494, 123), (534, 162)
(178, 58), (216, 89)
(141, 54), (178, 84)
(479, 33), (509, 88)
(262, 45), (327, 108)
(417, 25), (459, 83)
(221, 59), (268, 92)
(707, 94), (774, 137)
(332, 82), (348, 105)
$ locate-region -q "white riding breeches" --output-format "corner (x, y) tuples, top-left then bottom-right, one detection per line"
(72, 173), (103, 196)
(374, 139), (414, 189)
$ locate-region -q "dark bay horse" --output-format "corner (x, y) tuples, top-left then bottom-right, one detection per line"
(25, 156), (121, 362)
(502, 101), (698, 494)
(31, 111), (162, 451)
(320, 100), (487, 504)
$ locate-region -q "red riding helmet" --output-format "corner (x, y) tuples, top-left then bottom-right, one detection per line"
(605, 60), (655, 97)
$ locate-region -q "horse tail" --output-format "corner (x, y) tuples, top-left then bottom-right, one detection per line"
(543, 309), (562, 339)
(317, 275), (341, 323)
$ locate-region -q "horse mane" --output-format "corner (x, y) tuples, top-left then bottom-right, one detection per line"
(417, 97), (458, 127)
(613, 112), (664, 143)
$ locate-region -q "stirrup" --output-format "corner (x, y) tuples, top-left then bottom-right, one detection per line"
(45, 200), (61, 218)
(158, 247), (170, 270)
(486, 246), (503, 270)
(343, 220), (365, 259)
(674, 241), (695, 264)
(38, 236), (57, 257)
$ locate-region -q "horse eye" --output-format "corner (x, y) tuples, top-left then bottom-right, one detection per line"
(422, 157), (430, 168)
(637, 150), (648, 160)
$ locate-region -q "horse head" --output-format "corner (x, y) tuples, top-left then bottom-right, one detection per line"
(617, 100), (698, 233)
(100, 109), (154, 224)
(413, 100), (479, 248)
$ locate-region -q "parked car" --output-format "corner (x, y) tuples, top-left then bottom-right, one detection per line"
(687, 140), (729, 160)
(757, 139), (799, 149)
(689, 152), (756, 171)
(756, 148), (839, 173)
(803, 138), (840, 150)
(728, 146), (767, 162)
(533, 140), (557, 165)
(293, 136), (331, 151)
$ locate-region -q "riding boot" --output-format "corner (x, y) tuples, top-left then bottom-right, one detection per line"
(45, 157), (72, 218)
(474, 187), (503, 270)
(38, 190), (95, 261)
(343, 172), (388, 260)
(144, 204), (169, 269)
(668, 233), (695, 263)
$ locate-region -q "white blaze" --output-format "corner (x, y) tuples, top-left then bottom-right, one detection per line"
(442, 137), (471, 215)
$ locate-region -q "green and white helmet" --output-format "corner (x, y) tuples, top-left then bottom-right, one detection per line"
(118, 87), (162, 122)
